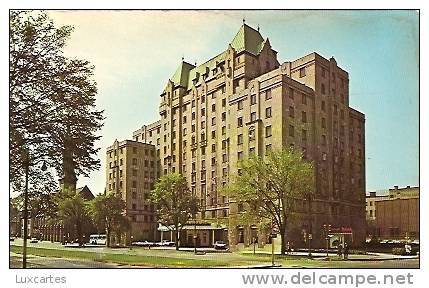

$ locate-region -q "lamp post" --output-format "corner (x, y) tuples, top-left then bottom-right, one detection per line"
(22, 150), (47, 268)
(250, 224), (257, 255)
(323, 224), (331, 258)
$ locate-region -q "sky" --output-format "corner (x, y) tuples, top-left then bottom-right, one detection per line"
(45, 10), (419, 195)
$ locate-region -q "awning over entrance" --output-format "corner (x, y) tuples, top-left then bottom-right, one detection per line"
(157, 224), (227, 231)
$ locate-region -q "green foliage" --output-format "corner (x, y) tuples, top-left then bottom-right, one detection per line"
(151, 173), (199, 228)
(150, 173), (199, 249)
(89, 193), (129, 246)
(57, 193), (92, 245)
(223, 148), (315, 254)
(10, 11), (104, 192)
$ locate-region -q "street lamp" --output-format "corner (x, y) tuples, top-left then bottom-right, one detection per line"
(323, 224), (331, 258)
(22, 150), (47, 268)
(250, 224), (257, 255)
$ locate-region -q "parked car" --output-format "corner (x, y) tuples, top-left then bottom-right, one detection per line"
(214, 241), (228, 250)
(132, 240), (155, 247)
(30, 237), (38, 243)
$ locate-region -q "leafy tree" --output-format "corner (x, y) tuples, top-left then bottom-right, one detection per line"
(90, 193), (129, 247)
(224, 148), (315, 255)
(150, 173), (199, 250)
(10, 11), (104, 193)
(57, 193), (92, 246)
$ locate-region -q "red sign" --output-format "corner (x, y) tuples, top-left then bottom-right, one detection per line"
(330, 227), (353, 234)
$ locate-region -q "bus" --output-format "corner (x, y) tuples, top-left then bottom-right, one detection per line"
(89, 234), (107, 245)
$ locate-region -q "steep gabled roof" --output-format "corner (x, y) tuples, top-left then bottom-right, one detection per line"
(168, 24), (266, 90)
(230, 24), (265, 56)
(171, 61), (195, 88)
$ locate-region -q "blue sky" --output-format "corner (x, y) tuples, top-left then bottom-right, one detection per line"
(47, 10), (419, 195)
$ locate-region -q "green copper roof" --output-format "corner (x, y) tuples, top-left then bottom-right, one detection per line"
(169, 24), (265, 89)
(171, 61), (195, 87)
(230, 24), (265, 56)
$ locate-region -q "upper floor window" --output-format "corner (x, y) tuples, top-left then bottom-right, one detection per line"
(299, 67), (306, 77)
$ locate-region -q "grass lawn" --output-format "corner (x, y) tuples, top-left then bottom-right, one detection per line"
(10, 245), (256, 268)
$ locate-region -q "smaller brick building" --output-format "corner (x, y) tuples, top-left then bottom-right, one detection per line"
(366, 186), (419, 240)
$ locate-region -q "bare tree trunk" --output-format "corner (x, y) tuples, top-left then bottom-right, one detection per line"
(280, 225), (287, 255)
(106, 227), (111, 247)
(175, 229), (179, 251)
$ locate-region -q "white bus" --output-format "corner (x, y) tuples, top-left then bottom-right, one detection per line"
(89, 234), (107, 245)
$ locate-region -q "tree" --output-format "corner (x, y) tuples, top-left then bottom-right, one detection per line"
(90, 193), (129, 247)
(223, 148), (315, 255)
(150, 173), (199, 250)
(57, 193), (92, 246)
(10, 11), (104, 193)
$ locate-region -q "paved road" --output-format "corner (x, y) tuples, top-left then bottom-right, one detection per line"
(10, 253), (135, 268)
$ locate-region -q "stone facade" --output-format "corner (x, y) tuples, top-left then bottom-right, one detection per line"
(366, 186), (419, 239)
(110, 23), (366, 248)
(105, 140), (159, 241)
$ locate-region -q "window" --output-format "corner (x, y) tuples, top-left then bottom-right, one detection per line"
(164, 123), (167, 131)
(238, 134), (243, 145)
(192, 112), (196, 120)
(211, 130), (216, 139)
(222, 153), (228, 163)
(250, 112), (257, 122)
(289, 125), (294, 137)
(249, 147), (255, 155)
(322, 134), (327, 145)
(222, 126), (226, 135)
(212, 144), (216, 152)
(238, 117), (243, 127)
(201, 95), (205, 103)
(120, 158), (123, 166)
(289, 106), (295, 118)
(300, 93), (306, 105)
(192, 100), (195, 107)
(132, 147), (137, 154)
(238, 100), (243, 110)
(183, 128), (187, 136)
(302, 111), (307, 123)
(201, 108), (205, 116)
(201, 121), (205, 129)
(211, 117), (216, 126)
(322, 117), (326, 128)
(265, 125), (272, 137)
(144, 160), (148, 167)
(340, 109), (344, 119)
(222, 98), (226, 107)
(132, 204), (136, 210)
(321, 83), (326, 95)
(222, 112), (226, 121)
(289, 87), (294, 99)
(321, 100), (326, 111)
(192, 124), (196, 132)
(265, 144), (272, 153)
(132, 169), (137, 176)
(132, 158), (137, 165)
(251, 94), (256, 105)
(238, 151), (243, 160)
(132, 181), (137, 188)
(299, 67), (306, 77)
(132, 191), (136, 199)
(334, 104), (338, 115)
(266, 107), (272, 118)
(212, 104), (216, 112)
(302, 129), (307, 142)
(265, 89), (272, 100)
(322, 67), (326, 78)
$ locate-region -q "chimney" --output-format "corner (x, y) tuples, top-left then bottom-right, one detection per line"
(394, 185), (398, 190)
(406, 185), (411, 189)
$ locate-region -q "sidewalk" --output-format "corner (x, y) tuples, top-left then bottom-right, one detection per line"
(241, 250), (419, 261)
